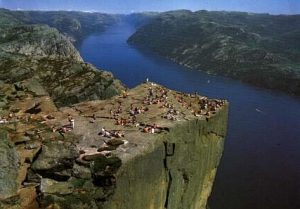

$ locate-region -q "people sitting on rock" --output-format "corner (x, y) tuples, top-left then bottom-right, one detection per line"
(67, 114), (74, 128)
(163, 113), (177, 121)
(41, 114), (55, 121)
(0, 116), (8, 124)
(69, 118), (75, 130)
(131, 115), (137, 125)
(129, 109), (135, 116)
(115, 117), (130, 126)
(143, 126), (151, 133)
(110, 109), (114, 116)
(53, 125), (71, 137)
(118, 106), (122, 113)
(99, 127), (125, 139)
(89, 114), (97, 123)
(112, 131), (125, 138)
(143, 124), (160, 134)
(149, 87), (154, 97)
(100, 127), (107, 136)
(100, 128), (112, 138)
(129, 105), (149, 116)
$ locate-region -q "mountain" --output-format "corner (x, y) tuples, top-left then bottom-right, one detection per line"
(125, 12), (158, 28)
(0, 8), (120, 42)
(128, 10), (300, 96)
(0, 9), (125, 107)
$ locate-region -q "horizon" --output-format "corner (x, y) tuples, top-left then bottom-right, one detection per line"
(0, 0), (299, 15)
(1, 8), (300, 17)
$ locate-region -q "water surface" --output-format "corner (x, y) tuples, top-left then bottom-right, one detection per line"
(78, 21), (300, 209)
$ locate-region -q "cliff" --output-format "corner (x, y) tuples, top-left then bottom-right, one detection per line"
(0, 82), (228, 209)
(0, 9), (228, 209)
(0, 15), (125, 107)
(128, 10), (300, 96)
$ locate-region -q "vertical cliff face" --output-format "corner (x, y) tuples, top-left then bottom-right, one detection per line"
(104, 104), (228, 209)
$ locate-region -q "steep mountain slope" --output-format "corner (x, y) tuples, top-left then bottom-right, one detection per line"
(0, 8), (120, 42)
(128, 10), (300, 96)
(0, 10), (125, 107)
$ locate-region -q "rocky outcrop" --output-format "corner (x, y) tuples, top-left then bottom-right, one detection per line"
(0, 20), (125, 107)
(0, 79), (228, 209)
(0, 25), (82, 61)
(128, 10), (300, 96)
(0, 130), (19, 200)
(0, 9), (228, 209)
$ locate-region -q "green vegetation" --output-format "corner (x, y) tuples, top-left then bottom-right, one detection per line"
(128, 10), (300, 96)
(0, 8), (120, 42)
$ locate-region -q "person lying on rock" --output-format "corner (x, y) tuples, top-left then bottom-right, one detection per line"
(0, 116), (8, 124)
(111, 131), (125, 138)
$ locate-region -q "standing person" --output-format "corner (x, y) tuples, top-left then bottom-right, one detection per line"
(68, 115), (75, 130)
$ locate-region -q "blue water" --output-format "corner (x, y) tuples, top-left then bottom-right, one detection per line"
(78, 22), (300, 209)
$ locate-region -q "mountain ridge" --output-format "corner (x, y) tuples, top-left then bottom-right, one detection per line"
(128, 10), (300, 96)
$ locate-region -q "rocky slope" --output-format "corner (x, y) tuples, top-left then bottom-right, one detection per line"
(0, 16), (124, 107)
(128, 10), (300, 96)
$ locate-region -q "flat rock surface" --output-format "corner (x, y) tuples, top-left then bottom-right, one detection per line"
(46, 82), (226, 163)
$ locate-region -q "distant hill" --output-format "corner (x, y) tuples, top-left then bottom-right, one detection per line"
(128, 10), (300, 96)
(125, 12), (158, 28)
(0, 9), (120, 42)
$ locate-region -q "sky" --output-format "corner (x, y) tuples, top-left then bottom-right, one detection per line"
(0, 0), (299, 14)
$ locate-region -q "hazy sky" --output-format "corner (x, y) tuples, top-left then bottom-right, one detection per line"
(0, 0), (299, 14)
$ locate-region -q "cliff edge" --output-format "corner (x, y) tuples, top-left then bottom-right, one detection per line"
(0, 9), (228, 209)
(0, 82), (228, 209)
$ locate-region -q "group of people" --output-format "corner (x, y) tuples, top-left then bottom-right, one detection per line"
(52, 114), (75, 136)
(110, 105), (123, 118)
(99, 127), (125, 139)
(0, 112), (21, 124)
(99, 84), (226, 140)
(143, 86), (169, 106)
(175, 92), (226, 117)
(143, 123), (159, 134)
(163, 104), (180, 121)
(129, 104), (149, 116)
(114, 116), (137, 126)
(0, 116), (9, 124)
(197, 97), (226, 116)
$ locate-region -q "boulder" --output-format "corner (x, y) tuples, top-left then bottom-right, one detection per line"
(14, 136), (31, 144)
(41, 178), (74, 195)
(31, 141), (79, 175)
(72, 163), (92, 180)
(106, 139), (124, 147)
(0, 130), (19, 200)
